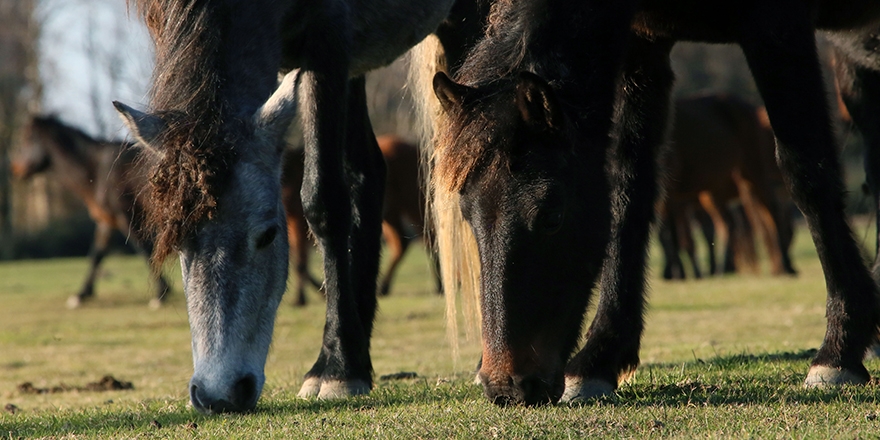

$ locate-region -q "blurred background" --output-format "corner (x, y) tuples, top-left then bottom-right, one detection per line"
(0, 0), (867, 261)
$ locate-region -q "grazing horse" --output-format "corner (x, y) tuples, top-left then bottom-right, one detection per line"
(114, 0), (484, 414)
(11, 115), (170, 308)
(282, 134), (440, 306)
(427, 1), (880, 405)
(661, 95), (796, 280)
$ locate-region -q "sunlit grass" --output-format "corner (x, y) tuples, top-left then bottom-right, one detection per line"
(2, 218), (880, 438)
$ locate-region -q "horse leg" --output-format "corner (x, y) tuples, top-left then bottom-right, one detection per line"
(69, 221), (112, 308)
(561, 37), (674, 403)
(694, 206), (717, 275)
(379, 218), (409, 296)
(298, 59), (375, 397)
(659, 205), (686, 280)
(740, 13), (879, 385)
(339, 74), (385, 386)
(697, 191), (730, 275)
(677, 205), (701, 279)
(299, 71), (384, 398)
(834, 48), (880, 281)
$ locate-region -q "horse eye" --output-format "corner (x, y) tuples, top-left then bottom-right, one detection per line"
(255, 226), (277, 249)
(539, 209), (565, 235)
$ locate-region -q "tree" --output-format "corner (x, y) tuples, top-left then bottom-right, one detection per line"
(0, 0), (40, 259)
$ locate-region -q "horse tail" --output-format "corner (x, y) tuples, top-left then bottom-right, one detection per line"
(407, 36), (482, 358)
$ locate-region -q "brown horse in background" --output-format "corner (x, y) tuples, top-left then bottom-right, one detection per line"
(282, 134), (439, 306)
(660, 95), (797, 280)
(11, 115), (170, 308)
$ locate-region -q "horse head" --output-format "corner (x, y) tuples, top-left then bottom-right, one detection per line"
(433, 71), (611, 405)
(114, 71), (300, 414)
(12, 116), (56, 179)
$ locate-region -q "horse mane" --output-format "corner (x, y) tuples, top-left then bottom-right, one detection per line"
(131, 0), (238, 265)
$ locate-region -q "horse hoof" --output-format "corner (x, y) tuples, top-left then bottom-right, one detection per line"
(297, 377), (322, 399)
(66, 296), (83, 309)
(148, 298), (163, 310)
(560, 377), (615, 405)
(804, 365), (869, 387)
(317, 379), (371, 399)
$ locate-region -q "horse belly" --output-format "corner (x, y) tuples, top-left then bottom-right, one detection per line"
(348, 0), (455, 75)
(634, 0), (880, 42)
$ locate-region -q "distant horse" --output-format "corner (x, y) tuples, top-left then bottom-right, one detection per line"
(427, 1), (880, 405)
(660, 95), (796, 280)
(11, 115), (170, 308)
(283, 135), (440, 307)
(114, 0), (485, 414)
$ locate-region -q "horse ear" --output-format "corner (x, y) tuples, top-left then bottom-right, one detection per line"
(515, 71), (563, 130)
(433, 71), (473, 114)
(113, 101), (166, 159)
(254, 69), (300, 143)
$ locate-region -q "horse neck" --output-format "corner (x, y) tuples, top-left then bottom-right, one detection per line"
(149, 1), (284, 118)
(40, 123), (111, 197)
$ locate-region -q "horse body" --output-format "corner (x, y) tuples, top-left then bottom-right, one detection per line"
(430, 0), (880, 405)
(117, 0), (469, 414)
(12, 116), (170, 308)
(661, 95), (796, 279)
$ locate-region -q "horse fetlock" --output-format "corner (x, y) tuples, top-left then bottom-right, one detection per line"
(560, 377), (616, 405)
(804, 365), (870, 387)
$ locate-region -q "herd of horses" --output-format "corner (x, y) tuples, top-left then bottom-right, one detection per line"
(660, 94), (797, 280)
(12, 0), (880, 414)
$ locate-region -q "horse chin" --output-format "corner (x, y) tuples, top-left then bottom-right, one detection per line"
(478, 369), (564, 406)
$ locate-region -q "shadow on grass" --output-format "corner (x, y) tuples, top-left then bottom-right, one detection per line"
(1, 378), (482, 437)
(612, 349), (880, 408)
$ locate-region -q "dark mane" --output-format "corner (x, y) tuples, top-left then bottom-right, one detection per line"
(132, 0), (238, 265)
(435, 0), (559, 193)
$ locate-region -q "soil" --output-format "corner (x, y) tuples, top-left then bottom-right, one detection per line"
(17, 375), (134, 394)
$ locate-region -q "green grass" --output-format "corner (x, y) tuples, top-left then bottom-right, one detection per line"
(3, 220), (880, 438)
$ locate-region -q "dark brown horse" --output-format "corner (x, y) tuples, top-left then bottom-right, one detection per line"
(282, 134), (440, 306)
(660, 95), (796, 280)
(428, 0), (880, 405)
(11, 115), (170, 308)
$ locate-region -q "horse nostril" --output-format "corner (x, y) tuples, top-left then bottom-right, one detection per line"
(232, 374), (258, 408)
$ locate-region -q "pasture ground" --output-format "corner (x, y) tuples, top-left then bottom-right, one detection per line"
(2, 219), (880, 438)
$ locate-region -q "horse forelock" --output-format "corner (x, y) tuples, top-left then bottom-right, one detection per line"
(130, 0), (239, 266)
(144, 112), (238, 268)
(435, 93), (517, 194)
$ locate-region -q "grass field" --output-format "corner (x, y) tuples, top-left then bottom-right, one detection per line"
(2, 219), (880, 438)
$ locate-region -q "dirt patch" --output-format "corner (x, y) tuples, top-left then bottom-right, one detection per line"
(17, 375), (134, 394)
(379, 371), (418, 381)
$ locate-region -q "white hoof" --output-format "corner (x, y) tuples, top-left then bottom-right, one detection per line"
(297, 377), (322, 399)
(317, 379), (371, 399)
(560, 377), (615, 405)
(804, 365), (869, 387)
(148, 298), (163, 310)
(66, 296), (82, 309)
